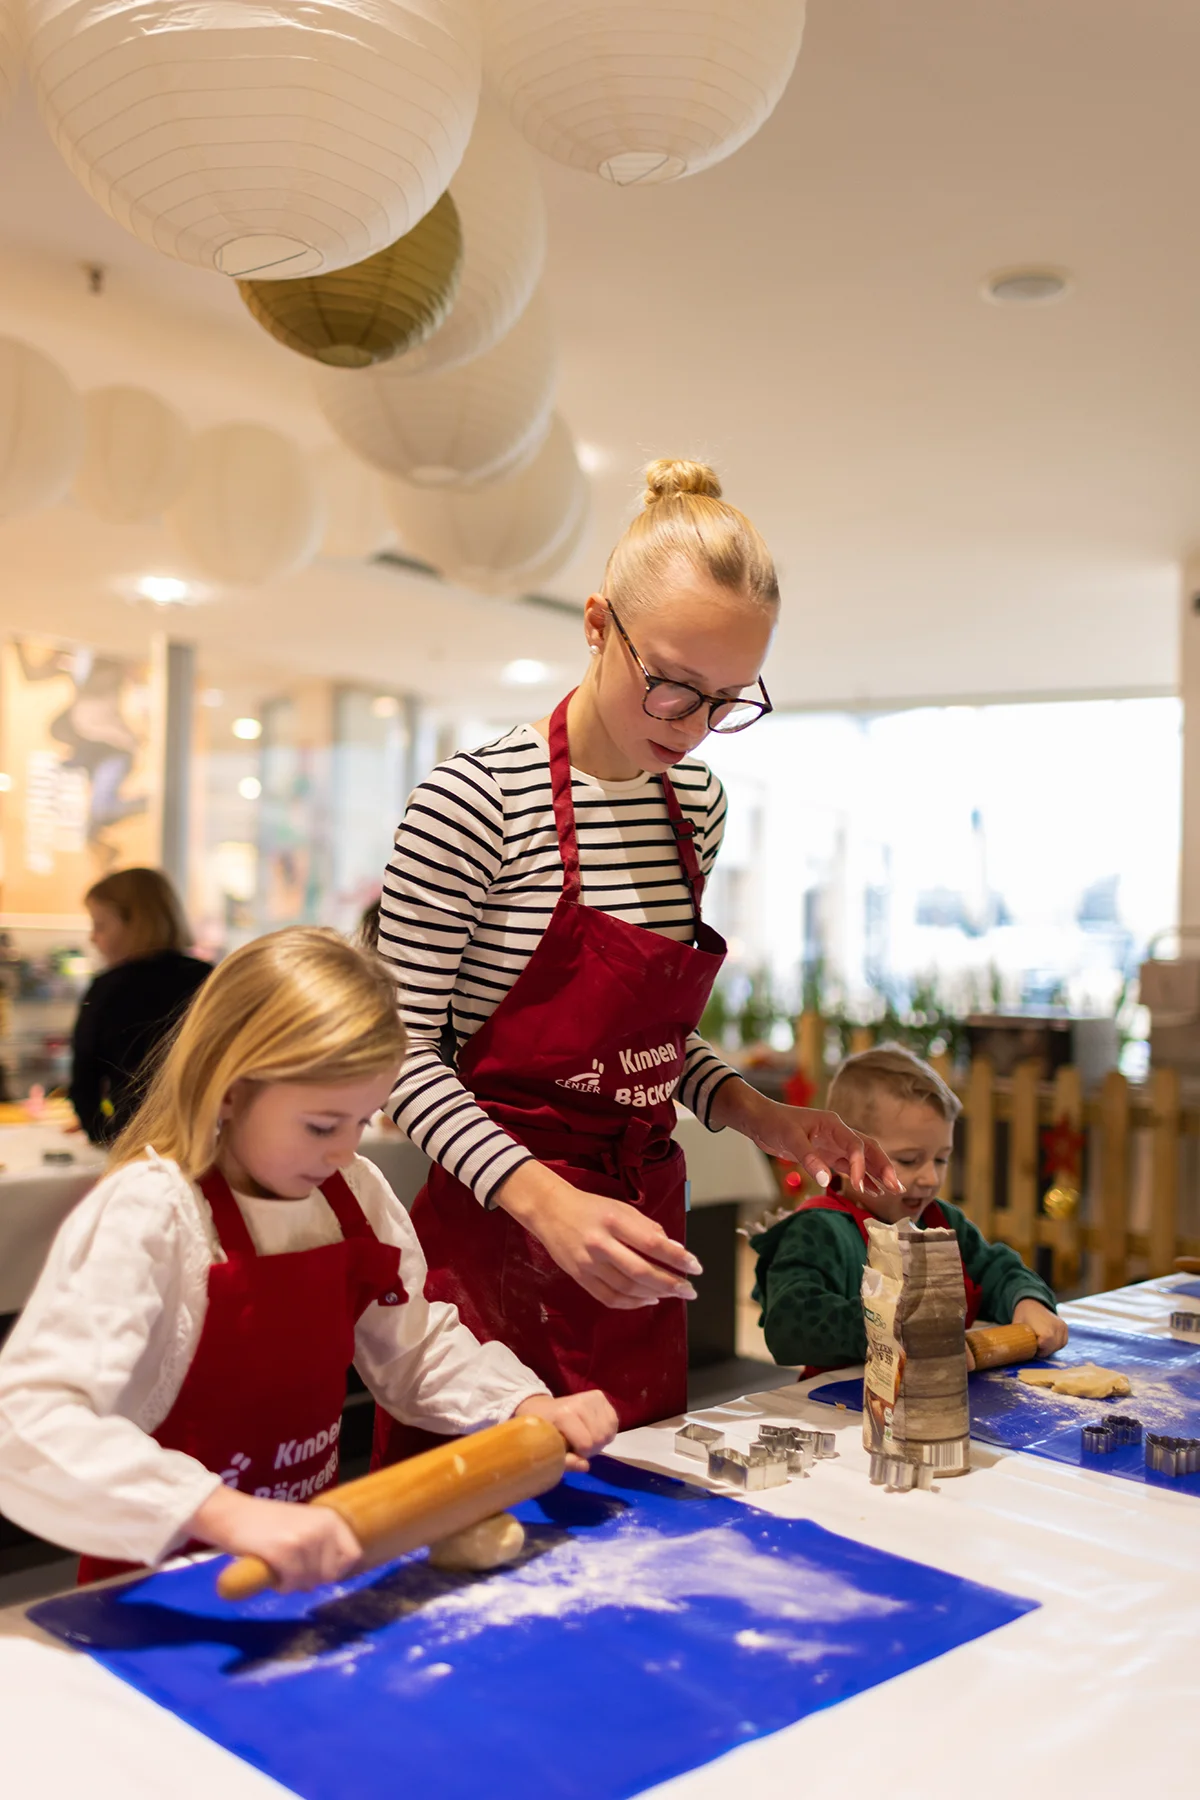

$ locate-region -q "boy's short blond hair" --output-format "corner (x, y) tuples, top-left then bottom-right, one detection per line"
(827, 1042), (961, 1135)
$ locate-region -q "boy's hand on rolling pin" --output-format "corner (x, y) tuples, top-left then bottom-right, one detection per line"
(515, 1391), (620, 1471)
(1012, 1298), (1069, 1356)
(190, 1485), (362, 1594)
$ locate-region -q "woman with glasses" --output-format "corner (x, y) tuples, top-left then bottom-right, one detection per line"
(374, 459), (901, 1459)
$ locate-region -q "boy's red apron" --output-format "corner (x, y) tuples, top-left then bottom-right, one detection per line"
(78, 1165), (404, 1585)
(793, 1189), (983, 1380)
(373, 692), (727, 1465)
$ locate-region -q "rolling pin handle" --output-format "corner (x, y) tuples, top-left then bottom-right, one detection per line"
(216, 1554), (276, 1602)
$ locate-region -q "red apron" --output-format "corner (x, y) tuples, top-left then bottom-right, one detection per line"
(793, 1189), (983, 1380)
(373, 692), (727, 1464)
(78, 1164), (405, 1585)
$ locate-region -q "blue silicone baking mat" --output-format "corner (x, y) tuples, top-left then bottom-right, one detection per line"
(810, 1325), (1200, 1494)
(31, 1458), (1036, 1800)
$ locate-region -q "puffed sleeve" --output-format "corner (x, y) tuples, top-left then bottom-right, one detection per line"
(0, 1158), (223, 1566)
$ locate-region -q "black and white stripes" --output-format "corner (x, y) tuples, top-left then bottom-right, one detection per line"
(380, 723), (736, 1204)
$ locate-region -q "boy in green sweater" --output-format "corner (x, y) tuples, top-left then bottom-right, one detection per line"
(752, 1043), (1068, 1376)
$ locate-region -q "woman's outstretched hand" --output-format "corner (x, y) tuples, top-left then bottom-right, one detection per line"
(495, 1162), (701, 1310)
(710, 1079), (904, 1196)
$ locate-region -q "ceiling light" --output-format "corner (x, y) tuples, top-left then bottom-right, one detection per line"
(232, 716), (263, 740)
(200, 688), (224, 709)
(238, 775), (262, 800)
(371, 694), (401, 717)
(576, 441), (610, 476)
(502, 658), (550, 686)
(982, 268), (1071, 307)
(0, 773), (11, 792)
(133, 573), (192, 605)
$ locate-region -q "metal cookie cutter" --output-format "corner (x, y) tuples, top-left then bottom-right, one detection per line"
(1100, 1414), (1143, 1447)
(868, 1453), (933, 1493)
(1145, 1434), (1200, 1478)
(1169, 1310), (1200, 1342)
(675, 1423), (724, 1462)
(757, 1424), (837, 1460)
(708, 1443), (789, 1492)
(1081, 1423), (1116, 1455)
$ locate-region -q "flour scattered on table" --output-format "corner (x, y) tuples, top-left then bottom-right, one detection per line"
(403, 1520), (901, 1654)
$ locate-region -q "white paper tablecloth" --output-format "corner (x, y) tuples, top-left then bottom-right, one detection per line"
(3, 1276), (1197, 1796)
(0, 1126), (106, 1315)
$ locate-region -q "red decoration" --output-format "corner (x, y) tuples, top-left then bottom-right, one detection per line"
(784, 1068), (817, 1110)
(1041, 1115), (1084, 1182)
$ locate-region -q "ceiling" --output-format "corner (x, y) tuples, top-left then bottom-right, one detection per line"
(0, 0), (1196, 713)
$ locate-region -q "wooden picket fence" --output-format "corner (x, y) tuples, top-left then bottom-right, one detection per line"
(792, 1013), (1195, 1293)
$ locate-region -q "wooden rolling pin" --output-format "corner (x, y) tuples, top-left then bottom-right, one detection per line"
(965, 1322), (1039, 1371)
(217, 1415), (566, 1601)
(1174, 1257), (1200, 1275)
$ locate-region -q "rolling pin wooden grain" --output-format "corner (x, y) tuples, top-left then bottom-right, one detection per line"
(965, 1322), (1039, 1370)
(216, 1415), (566, 1601)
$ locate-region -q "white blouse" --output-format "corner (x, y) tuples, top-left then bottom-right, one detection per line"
(0, 1151), (548, 1568)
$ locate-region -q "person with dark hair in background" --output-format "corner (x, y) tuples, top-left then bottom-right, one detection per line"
(70, 867), (211, 1144)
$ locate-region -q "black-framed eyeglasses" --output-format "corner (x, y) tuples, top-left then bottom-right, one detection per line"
(605, 601), (773, 734)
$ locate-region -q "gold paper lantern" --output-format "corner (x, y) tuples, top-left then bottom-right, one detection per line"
(238, 194), (465, 370)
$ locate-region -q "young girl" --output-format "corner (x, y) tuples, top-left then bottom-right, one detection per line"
(375, 458), (903, 1457)
(0, 928), (615, 1590)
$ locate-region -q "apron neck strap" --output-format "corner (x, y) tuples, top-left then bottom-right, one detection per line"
(548, 691), (706, 928)
(198, 1165), (376, 1257)
(548, 693), (583, 903)
(657, 766), (705, 924)
(318, 1168), (374, 1240)
(197, 1166), (259, 1261)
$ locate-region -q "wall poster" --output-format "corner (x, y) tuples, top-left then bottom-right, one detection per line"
(0, 637), (164, 917)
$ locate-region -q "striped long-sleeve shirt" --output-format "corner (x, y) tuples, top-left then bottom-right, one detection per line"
(380, 722), (739, 1204)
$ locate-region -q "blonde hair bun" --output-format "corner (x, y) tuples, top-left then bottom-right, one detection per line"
(641, 458), (723, 509)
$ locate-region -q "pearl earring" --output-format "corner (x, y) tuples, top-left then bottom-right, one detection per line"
(588, 644), (599, 656)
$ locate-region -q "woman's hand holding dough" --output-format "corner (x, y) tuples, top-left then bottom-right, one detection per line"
(515, 1389), (620, 1470)
(190, 1485), (362, 1594)
(1013, 1297), (1069, 1356)
(495, 1162), (702, 1310)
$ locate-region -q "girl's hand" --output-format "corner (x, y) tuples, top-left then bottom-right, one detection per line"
(1013, 1297), (1069, 1356)
(515, 1390), (620, 1471)
(190, 1485), (362, 1594)
(712, 1083), (903, 1196)
(496, 1162), (701, 1310)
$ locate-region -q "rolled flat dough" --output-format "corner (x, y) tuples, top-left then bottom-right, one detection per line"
(428, 1511), (526, 1572)
(1017, 1362), (1131, 1399)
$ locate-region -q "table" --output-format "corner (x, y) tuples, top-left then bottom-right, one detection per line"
(0, 1126), (106, 1318)
(2, 1273), (1196, 1797)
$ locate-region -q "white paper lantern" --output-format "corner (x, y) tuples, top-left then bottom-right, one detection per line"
(73, 385), (192, 523)
(482, 1), (806, 185)
(396, 93), (546, 377)
(167, 423), (323, 584)
(0, 0), (24, 120)
(315, 286), (555, 486)
(0, 337), (83, 519)
(316, 446), (394, 559)
(27, 0), (483, 277)
(385, 412), (587, 592)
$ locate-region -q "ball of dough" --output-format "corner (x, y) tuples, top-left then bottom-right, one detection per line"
(428, 1512), (526, 1572)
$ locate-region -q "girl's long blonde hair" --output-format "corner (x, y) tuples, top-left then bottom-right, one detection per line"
(109, 927), (405, 1177)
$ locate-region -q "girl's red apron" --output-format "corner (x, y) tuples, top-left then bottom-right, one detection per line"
(373, 693), (726, 1465)
(78, 1165), (404, 1585)
(793, 1189), (983, 1380)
